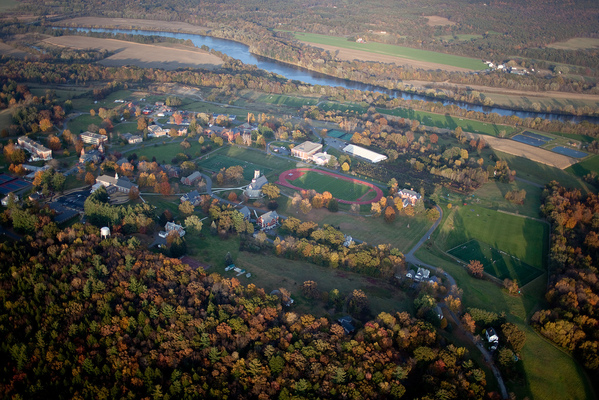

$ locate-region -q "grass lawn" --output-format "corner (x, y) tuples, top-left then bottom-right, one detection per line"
(435, 204), (548, 269)
(566, 154), (599, 178)
(492, 150), (590, 191)
(0, 0), (19, 11)
(378, 107), (517, 137)
(472, 180), (544, 219)
(289, 31), (486, 70)
(204, 146), (297, 180)
(67, 114), (103, 134)
(289, 207), (432, 253)
(111, 122), (138, 135)
(0, 109), (12, 131)
(215, 251), (413, 318)
(414, 247), (593, 400)
(257, 94), (318, 108)
(289, 170), (372, 202)
(198, 154), (271, 181)
(132, 140), (199, 164)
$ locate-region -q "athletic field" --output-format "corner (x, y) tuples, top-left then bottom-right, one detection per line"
(198, 155), (271, 180)
(447, 239), (544, 285)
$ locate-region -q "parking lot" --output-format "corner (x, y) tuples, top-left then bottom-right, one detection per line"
(54, 189), (90, 212)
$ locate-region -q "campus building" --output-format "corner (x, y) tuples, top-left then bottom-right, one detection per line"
(80, 131), (108, 145)
(292, 141), (323, 160)
(94, 173), (138, 194)
(342, 144), (387, 163)
(17, 136), (52, 160)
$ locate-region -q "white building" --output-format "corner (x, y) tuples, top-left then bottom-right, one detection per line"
(342, 144), (387, 163)
(312, 152), (332, 166)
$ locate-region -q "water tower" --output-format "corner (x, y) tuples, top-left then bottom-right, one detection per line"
(101, 227), (111, 239)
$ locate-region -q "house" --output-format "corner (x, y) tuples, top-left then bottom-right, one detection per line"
(1, 193), (18, 206)
(180, 190), (201, 205)
(121, 132), (143, 144)
(95, 173), (138, 194)
(239, 206), (251, 220)
(17, 136), (52, 160)
(312, 152), (332, 166)
(178, 127), (188, 136)
(270, 289), (294, 306)
(414, 267), (430, 282)
(163, 164), (180, 178)
(337, 316), (355, 334)
(148, 125), (167, 137)
(485, 327), (499, 350)
(244, 170), (268, 198)
(257, 210), (279, 229)
(291, 141), (323, 160)
(397, 188), (422, 208)
(159, 221), (186, 238)
(80, 131), (108, 145)
(181, 171), (202, 186)
(343, 235), (354, 247)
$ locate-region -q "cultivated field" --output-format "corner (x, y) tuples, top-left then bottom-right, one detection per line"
(547, 37), (599, 50)
(56, 17), (210, 35)
(290, 32), (486, 71)
(465, 132), (579, 169)
(42, 36), (223, 70)
(0, 42), (34, 59)
(424, 16), (456, 26)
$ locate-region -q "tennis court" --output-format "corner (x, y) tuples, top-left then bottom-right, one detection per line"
(327, 129), (353, 141)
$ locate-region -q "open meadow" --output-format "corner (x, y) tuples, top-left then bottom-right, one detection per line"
(289, 31), (486, 71)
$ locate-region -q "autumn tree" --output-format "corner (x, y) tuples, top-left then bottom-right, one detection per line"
(85, 172), (96, 185)
(348, 289), (370, 316)
(384, 206), (396, 223)
(501, 323), (526, 353)
(301, 281), (319, 299)
(179, 201), (195, 216)
(262, 184), (280, 199)
(184, 215), (203, 234)
(467, 260), (484, 278)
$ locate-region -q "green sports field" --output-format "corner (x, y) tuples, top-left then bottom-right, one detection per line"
(438, 204), (548, 270)
(448, 239), (543, 285)
(289, 32), (486, 70)
(290, 170), (374, 202)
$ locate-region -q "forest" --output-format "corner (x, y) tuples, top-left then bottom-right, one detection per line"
(0, 223), (493, 399)
(533, 183), (599, 375)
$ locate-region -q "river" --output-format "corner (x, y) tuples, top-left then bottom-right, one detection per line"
(65, 27), (597, 124)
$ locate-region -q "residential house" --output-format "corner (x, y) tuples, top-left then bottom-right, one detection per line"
(161, 221), (185, 237)
(485, 327), (499, 350)
(95, 173), (138, 194)
(257, 210), (279, 229)
(80, 131), (108, 145)
(244, 170), (268, 198)
(181, 171), (202, 186)
(180, 190), (201, 206)
(291, 141), (323, 160)
(337, 316), (355, 334)
(239, 206), (251, 220)
(397, 188), (422, 208)
(17, 136), (52, 160)
(148, 125), (167, 137)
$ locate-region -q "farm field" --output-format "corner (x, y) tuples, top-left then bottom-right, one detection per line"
(435, 204), (548, 270)
(286, 170), (373, 202)
(566, 154), (599, 177)
(493, 150), (590, 191)
(548, 37), (599, 50)
(377, 107), (518, 137)
(413, 248), (592, 400)
(289, 31), (486, 71)
(43, 36), (223, 71)
(447, 239), (543, 285)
